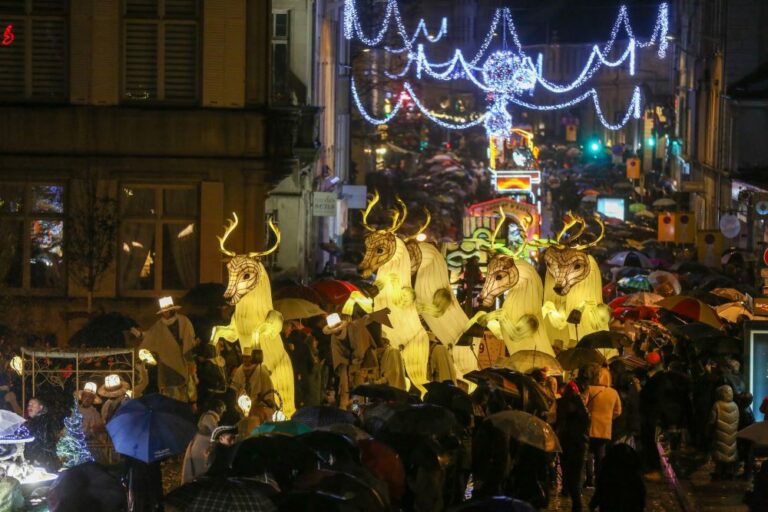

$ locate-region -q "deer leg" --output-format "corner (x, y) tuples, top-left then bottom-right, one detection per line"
(400, 331), (429, 396)
(258, 333), (296, 417)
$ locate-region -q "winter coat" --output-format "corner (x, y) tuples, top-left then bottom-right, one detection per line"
(24, 413), (61, 472)
(586, 385), (622, 440)
(710, 385), (739, 462)
(181, 410), (219, 484)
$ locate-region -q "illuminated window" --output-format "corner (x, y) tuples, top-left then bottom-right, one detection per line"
(119, 184), (198, 294)
(0, 0), (68, 101)
(0, 183), (65, 292)
(122, 0), (200, 103)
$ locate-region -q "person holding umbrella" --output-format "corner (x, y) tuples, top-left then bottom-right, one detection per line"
(556, 379), (590, 512)
(584, 364), (622, 487)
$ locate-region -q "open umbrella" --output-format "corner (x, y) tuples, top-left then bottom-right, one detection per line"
(648, 270), (681, 296)
(715, 302), (762, 323)
(623, 292), (663, 307)
(617, 275), (652, 291)
(607, 251), (654, 269)
(166, 477), (277, 512)
(497, 351), (563, 375)
(252, 420), (313, 437)
(721, 250), (757, 266)
(292, 406), (357, 429)
(423, 382), (474, 427)
(351, 384), (413, 404)
(273, 284), (325, 305)
(358, 439), (406, 501)
(231, 434), (321, 487)
(669, 321), (722, 340)
(311, 280), (360, 305)
(628, 202), (647, 213)
(557, 348), (606, 371)
(576, 331), (631, 350)
(47, 462), (126, 512)
(381, 403), (461, 438)
(689, 335), (742, 356)
(737, 421), (768, 446)
(272, 298), (326, 321)
(485, 410), (561, 452)
(656, 296), (723, 329)
(652, 198), (677, 208)
(0, 411), (25, 438)
(711, 288), (746, 302)
(634, 210), (656, 219)
(106, 393), (195, 463)
(463, 369), (552, 414)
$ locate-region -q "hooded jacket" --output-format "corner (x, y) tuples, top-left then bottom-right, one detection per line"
(710, 384), (739, 462)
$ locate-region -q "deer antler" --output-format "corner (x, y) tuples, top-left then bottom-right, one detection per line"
(572, 214), (606, 251)
(404, 208), (431, 241)
(249, 217), (282, 257)
(554, 212), (586, 248)
(361, 190), (380, 232)
(489, 207), (507, 253)
(218, 212), (239, 257)
(391, 196), (408, 232)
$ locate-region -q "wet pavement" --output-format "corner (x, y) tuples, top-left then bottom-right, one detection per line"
(669, 450), (750, 512)
(545, 471), (681, 511)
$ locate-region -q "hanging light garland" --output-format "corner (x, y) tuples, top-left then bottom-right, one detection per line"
(344, 0), (668, 138)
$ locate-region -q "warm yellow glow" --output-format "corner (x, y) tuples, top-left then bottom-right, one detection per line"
(83, 381), (97, 394)
(177, 223), (195, 239)
(415, 233), (427, 242)
(105, 374), (121, 388)
(237, 393), (252, 416)
(139, 349), (157, 366)
(10, 356), (22, 376)
(158, 296), (175, 310)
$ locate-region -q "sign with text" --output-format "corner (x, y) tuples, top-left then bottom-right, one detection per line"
(313, 192), (337, 217)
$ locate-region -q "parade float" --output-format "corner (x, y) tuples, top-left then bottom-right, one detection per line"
(211, 213), (296, 417)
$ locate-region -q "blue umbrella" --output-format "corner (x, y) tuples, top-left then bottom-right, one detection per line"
(106, 393), (196, 463)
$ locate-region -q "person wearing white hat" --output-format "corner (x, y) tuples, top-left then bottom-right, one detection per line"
(230, 347), (275, 426)
(98, 374), (131, 424)
(139, 296), (197, 403)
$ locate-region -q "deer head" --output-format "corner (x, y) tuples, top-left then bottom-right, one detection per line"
(478, 208), (524, 308)
(218, 212), (281, 305)
(358, 192), (406, 278)
(543, 213), (604, 296)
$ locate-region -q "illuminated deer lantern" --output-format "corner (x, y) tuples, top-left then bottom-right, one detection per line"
(211, 213), (295, 417)
(541, 213), (611, 349)
(399, 207), (477, 390)
(474, 209), (555, 357)
(359, 192), (430, 394)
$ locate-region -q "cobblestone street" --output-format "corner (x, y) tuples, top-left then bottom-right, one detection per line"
(545, 473), (681, 512)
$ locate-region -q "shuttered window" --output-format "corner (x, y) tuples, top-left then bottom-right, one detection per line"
(0, 0), (68, 102)
(122, 0), (199, 103)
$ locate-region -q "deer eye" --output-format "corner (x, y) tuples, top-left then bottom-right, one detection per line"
(573, 264), (582, 270)
(376, 247), (384, 254)
(495, 274), (503, 281)
(243, 273), (251, 280)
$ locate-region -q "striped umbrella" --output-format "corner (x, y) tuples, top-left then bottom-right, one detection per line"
(656, 296), (723, 329)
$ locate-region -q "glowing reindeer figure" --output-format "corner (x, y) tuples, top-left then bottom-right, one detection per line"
(399, 208), (477, 389)
(211, 213), (295, 417)
(541, 214), (611, 349)
(476, 209), (555, 357)
(359, 192), (430, 394)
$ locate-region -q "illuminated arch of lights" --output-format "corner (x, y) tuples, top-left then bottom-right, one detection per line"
(344, 0), (668, 138)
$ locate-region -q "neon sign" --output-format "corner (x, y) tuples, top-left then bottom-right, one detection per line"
(2, 25), (14, 46)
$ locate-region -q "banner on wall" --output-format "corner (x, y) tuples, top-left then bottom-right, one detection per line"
(697, 230), (723, 268)
(675, 212), (696, 243)
(626, 157), (641, 179)
(658, 213), (675, 241)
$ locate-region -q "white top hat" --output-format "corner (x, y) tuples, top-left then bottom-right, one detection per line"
(98, 374), (130, 398)
(156, 296), (182, 315)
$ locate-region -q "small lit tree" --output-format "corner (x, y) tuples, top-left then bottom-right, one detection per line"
(67, 175), (118, 313)
(56, 399), (94, 468)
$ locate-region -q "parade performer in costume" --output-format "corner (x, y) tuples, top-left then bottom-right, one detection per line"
(359, 192), (430, 394)
(210, 213), (296, 417)
(473, 209), (555, 357)
(139, 296), (197, 402)
(541, 214), (611, 348)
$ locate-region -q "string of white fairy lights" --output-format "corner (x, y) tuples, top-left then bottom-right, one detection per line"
(344, 0), (668, 136)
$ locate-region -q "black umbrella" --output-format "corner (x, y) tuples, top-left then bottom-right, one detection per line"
(382, 403), (461, 438)
(47, 462), (126, 512)
(669, 321), (722, 340)
(670, 261), (712, 275)
(463, 368), (552, 414)
(231, 434), (321, 489)
(556, 348), (606, 371)
(687, 289), (733, 306)
(690, 336), (742, 356)
(293, 406), (357, 429)
(576, 331), (631, 350)
(296, 430), (361, 468)
(351, 384), (415, 404)
(292, 469), (388, 512)
(165, 477), (277, 512)
(423, 382), (473, 427)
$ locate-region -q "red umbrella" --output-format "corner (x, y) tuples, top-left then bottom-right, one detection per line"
(273, 284), (325, 305)
(358, 438), (406, 501)
(311, 280), (360, 305)
(656, 296), (723, 329)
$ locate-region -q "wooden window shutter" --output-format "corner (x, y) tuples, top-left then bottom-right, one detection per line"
(199, 181), (224, 283)
(124, 21), (158, 100)
(0, 18), (25, 98)
(69, 0), (91, 104)
(202, 0), (244, 107)
(164, 23), (197, 101)
(30, 18), (67, 99)
(91, 0), (119, 105)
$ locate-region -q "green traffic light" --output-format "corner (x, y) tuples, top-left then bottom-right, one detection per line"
(590, 142), (600, 152)
(646, 136), (656, 147)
